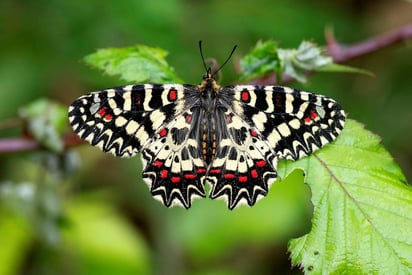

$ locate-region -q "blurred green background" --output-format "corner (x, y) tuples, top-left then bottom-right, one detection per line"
(0, 0), (411, 274)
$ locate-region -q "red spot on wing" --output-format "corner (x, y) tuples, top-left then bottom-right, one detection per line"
(255, 160), (266, 167)
(104, 114), (113, 121)
(224, 173), (235, 179)
(98, 107), (112, 121)
(196, 168), (207, 174)
(250, 129), (258, 137)
(160, 169), (168, 179)
(209, 169), (222, 174)
(241, 89), (250, 102)
(134, 93), (143, 106)
(310, 109), (318, 119)
(153, 160), (163, 168)
(238, 175), (248, 183)
(159, 128), (168, 137)
(98, 107), (107, 117)
(168, 88), (178, 101)
(184, 174), (196, 180)
(275, 94), (283, 108)
(305, 109), (318, 124)
(185, 114), (192, 123)
(226, 115), (232, 123)
(250, 169), (258, 178)
(171, 176), (181, 183)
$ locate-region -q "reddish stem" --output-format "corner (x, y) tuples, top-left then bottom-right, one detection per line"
(0, 138), (39, 153)
(326, 24), (412, 62)
(0, 133), (85, 154)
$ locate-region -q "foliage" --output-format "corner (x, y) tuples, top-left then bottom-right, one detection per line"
(239, 40), (281, 82)
(19, 99), (69, 152)
(88, 40), (371, 86)
(84, 46), (183, 84)
(240, 40), (372, 83)
(279, 120), (412, 274)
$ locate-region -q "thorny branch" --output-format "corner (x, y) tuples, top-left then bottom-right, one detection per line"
(0, 133), (83, 153)
(1, 24), (412, 154)
(326, 24), (412, 63)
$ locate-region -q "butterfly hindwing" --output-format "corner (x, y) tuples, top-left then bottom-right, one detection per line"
(140, 109), (207, 208)
(207, 109), (278, 209)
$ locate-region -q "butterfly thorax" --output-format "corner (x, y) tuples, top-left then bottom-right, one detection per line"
(197, 71), (220, 164)
(198, 71), (220, 113)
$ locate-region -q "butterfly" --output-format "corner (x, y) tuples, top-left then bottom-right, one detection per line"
(68, 42), (345, 209)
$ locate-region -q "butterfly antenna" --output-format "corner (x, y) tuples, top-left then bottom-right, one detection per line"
(199, 40), (209, 73)
(213, 44), (237, 77)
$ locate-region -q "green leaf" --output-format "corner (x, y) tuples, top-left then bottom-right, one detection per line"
(19, 99), (68, 152)
(278, 41), (333, 82)
(84, 45), (183, 83)
(240, 40), (370, 83)
(239, 40), (281, 81)
(318, 62), (374, 77)
(278, 119), (412, 274)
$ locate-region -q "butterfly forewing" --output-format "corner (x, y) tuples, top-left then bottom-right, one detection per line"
(230, 85), (345, 161)
(68, 84), (186, 157)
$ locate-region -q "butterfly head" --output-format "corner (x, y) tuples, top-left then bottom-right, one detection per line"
(202, 67), (214, 81)
(198, 41), (237, 92)
(199, 67), (220, 95)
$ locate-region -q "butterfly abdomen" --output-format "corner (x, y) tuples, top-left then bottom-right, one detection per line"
(199, 112), (217, 164)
